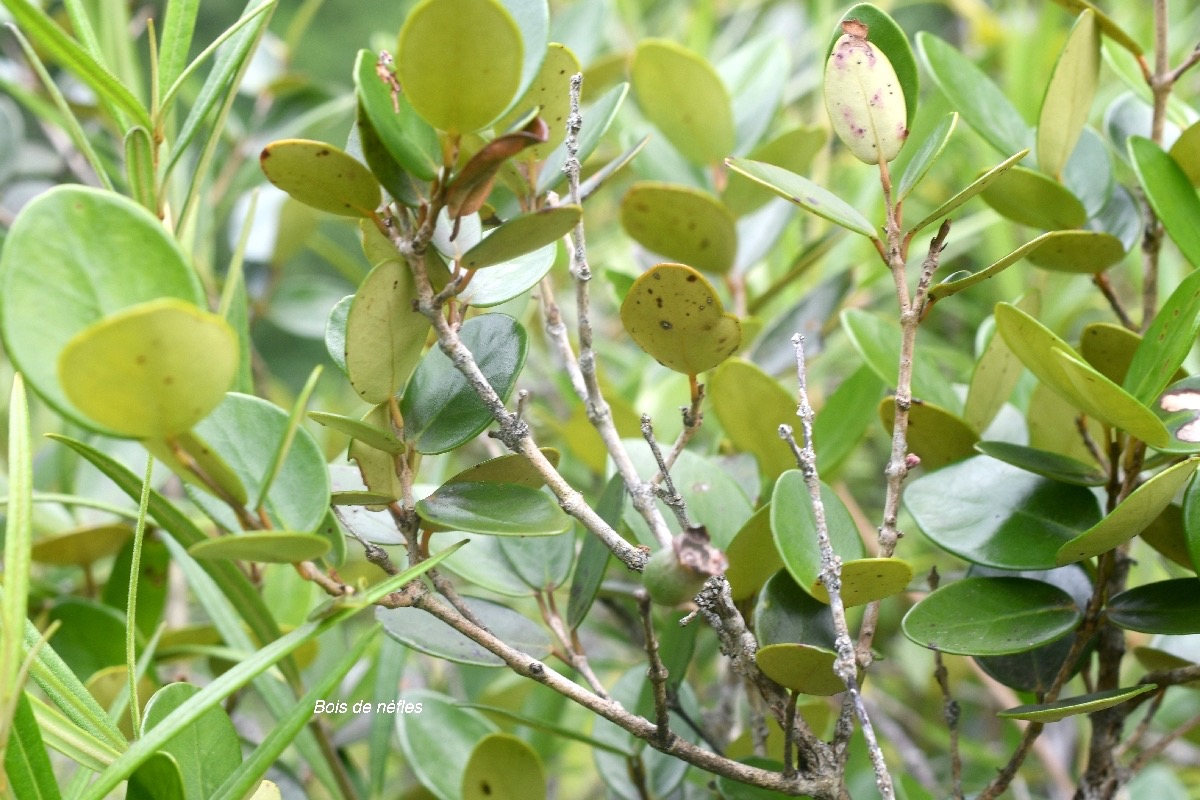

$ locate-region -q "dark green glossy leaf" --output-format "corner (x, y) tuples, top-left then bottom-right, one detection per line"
(462, 733), (547, 800)
(980, 165), (1087, 229)
(1108, 579), (1200, 634)
(188, 532), (331, 564)
(725, 157), (877, 239)
(880, 398), (977, 470)
(402, 314), (528, 454)
(620, 183), (737, 274)
(711, 359), (797, 481)
(0, 187), (204, 436)
(916, 32), (1033, 156)
(1057, 458), (1200, 565)
(632, 39), (734, 164)
(902, 577), (1081, 656)
(353, 49), (439, 180)
(906, 149), (1030, 237)
(829, 4), (919, 129)
(754, 570), (836, 649)
(974, 441), (1106, 486)
(417, 481), (570, 535)
(907, 455), (1101, 569)
(726, 505), (781, 602)
(1125, 267), (1200, 404)
(260, 139), (381, 217)
(1128, 136), (1200, 268)
(127, 752), (186, 800)
(141, 682), (242, 800)
(812, 365), (885, 477)
(446, 449), (560, 487)
(1037, 10), (1100, 180)
(462, 206), (580, 270)
(568, 476), (622, 628)
(999, 685), (1156, 722)
(378, 597), (551, 666)
(897, 112), (957, 202)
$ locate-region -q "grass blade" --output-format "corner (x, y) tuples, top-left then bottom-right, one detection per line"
(1, 374), (34, 776)
(255, 366), (322, 508)
(156, 0), (200, 100)
(5, 692), (63, 799)
(124, 454), (156, 737)
(28, 694), (120, 772)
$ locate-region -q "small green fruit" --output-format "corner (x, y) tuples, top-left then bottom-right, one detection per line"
(824, 20), (908, 165)
(642, 526), (729, 606)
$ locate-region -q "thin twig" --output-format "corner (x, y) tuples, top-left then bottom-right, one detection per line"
(636, 590), (673, 747)
(1129, 707), (1200, 772)
(651, 387), (706, 485)
(641, 414), (692, 530)
(929, 567), (963, 799)
(537, 591), (608, 697)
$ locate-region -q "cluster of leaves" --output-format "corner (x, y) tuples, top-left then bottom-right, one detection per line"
(1, 0), (1200, 798)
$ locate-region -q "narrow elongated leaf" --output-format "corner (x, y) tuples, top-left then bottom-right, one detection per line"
(725, 157), (877, 239)
(1047, 0), (1142, 56)
(1038, 10), (1100, 179)
(462, 206), (581, 270)
(897, 112), (957, 202)
(974, 442), (1106, 486)
(998, 685), (1156, 722)
(567, 476), (621, 629)
(5, 692), (63, 800)
(1129, 136), (1200, 268)
(309, 411), (403, 454)
(906, 149), (1030, 237)
(157, 0), (200, 96)
(964, 293), (1039, 433)
(2, 375), (33, 740)
(1125, 268), (1200, 404)
(723, 126), (827, 216)
(929, 231), (1095, 302)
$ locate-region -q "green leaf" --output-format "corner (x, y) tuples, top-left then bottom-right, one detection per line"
(379, 595), (551, 668)
(1108, 579), (1200, 634)
(401, 314), (528, 454)
(928, 233), (1072, 301)
(755, 644), (845, 696)
(620, 183), (737, 274)
(496, 0), (549, 110)
(397, 0), (524, 134)
(879, 398), (977, 470)
(619, 264), (741, 376)
(723, 126), (827, 216)
(1057, 458), (1200, 565)
(2, 375), (33, 744)
(308, 411), (403, 455)
(462, 705), (630, 756)
(1063, 127), (1114, 218)
(417, 481), (570, 535)
(1128, 136), (1200, 268)
(1025, 231), (1125, 273)
(428, 533), (533, 596)
(352, 49), (439, 181)
(964, 293), (1039, 432)
(58, 299), (237, 439)
(710, 359), (797, 481)
(462, 733), (547, 800)
(840, 308), (959, 411)
(994, 302), (1169, 447)
(916, 32), (1033, 156)
(345, 258), (429, 404)
(127, 752), (187, 800)
(829, 4), (919, 129)
(725, 157), (877, 239)
(2, 0), (151, 129)
(632, 39), (734, 165)
(907, 455), (1101, 569)
(719, 36), (790, 153)
(458, 241), (557, 308)
(0, 186), (204, 436)
(1037, 10), (1100, 179)
(897, 112), (957, 202)
(812, 365), (885, 476)
(1125, 268), (1200, 404)
(31, 524), (132, 566)
(974, 442), (1106, 486)
(824, 16), (910, 164)
(260, 139), (381, 217)
(980, 165), (1087, 229)
(902, 577), (1081, 656)
(445, 449), (559, 487)
(567, 475), (622, 629)
(492, 42), (580, 160)
(324, 295), (352, 374)
(754, 570), (837, 649)
(5, 692), (62, 800)
(124, 126), (156, 212)
(462, 206), (581, 270)
(395, 690), (498, 800)
(188, 532), (331, 564)
(906, 149), (1030, 237)
(999, 685), (1156, 723)
(156, 0), (199, 98)
(536, 81), (629, 196)
(725, 505), (780, 601)
(141, 683), (242, 800)
(45, 598), (130, 682)
(1169, 122), (1200, 186)
(498, 532), (575, 591)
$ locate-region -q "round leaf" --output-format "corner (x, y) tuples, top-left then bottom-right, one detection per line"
(620, 183), (737, 274)
(417, 481), (570, 535)
(31, 524), (132, 565)
(463, 733), (547, 800)
(345, 259), (429, 404)
(711, 359), (797, 481)
(902, 577), (1081, 656)
(754, 570), (836, 649)
(141, 682), (242, 799)
(260, 139), (381, 217)
(59, 299), (236, 439)
(395, 690), (497, 800)
(492, 43), (580, 160)
(812, 558), (912, 607)
(772, 471), (864, 598)
(879, 398), (977, 471)
(979, 165), (1087, 229)
(998, 685), (1157, 723)
(755, 643), (846, 696)
(0, 186), (204, 435)
(632, 39), (734, 165)
(1108, 579), (1200, 635)
(188, 532), (331, 563)
(907, 455), (1101, 569)
(401, 314), (528, 454)
(1057, 458), (1200, 565)
(619, 264), (741, 376)
(396, 0), (524, 134)
(461, 205), (581, 270)
(378, 596), (551, 666)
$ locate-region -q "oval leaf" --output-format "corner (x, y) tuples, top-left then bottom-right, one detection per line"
(345, 259), (429, 404)
(395, 690), (497, 800)
(725, 157), (877, 239)
(998, 685), (1157, 722)
(417, 481), (571, 535)
(829, 4), (919, 129)
(458, 241), (557, 308)
(711, 359), (797, 481)
(462, 733), (547, 800)
(824, 19), (909, 164)
(31, 525), (132, 566)
(771, 471), (862, 595)
(619, 264), (741, 376)
(620, 183), (737, 274)
(979, 165), (1087, 229)
(902, 576), (1081, 656)
(491, 42), (580, 160)
(1037, 10), (1101, 179)
(755, 643), (845, 696)
(879, 398), (977, 471)
(724, 506), (781, 602)
(260, 139), (381, 217)
(462, 205), (580, 270)
(1129, 136), (1200, 268)
(188, 532), (331, 563)
(396, 0), (524, 134)
(1057, 458), (1200, 565)
(632, 39), (734, 165)
(974, 441), (1106, 486)
(444, 449), (560, 487)
(1125, 268), (1200, 404)
(1025, 231), (1125, 273)
(1109, 579), (1200, 635)
(401, 314), (528, 454)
